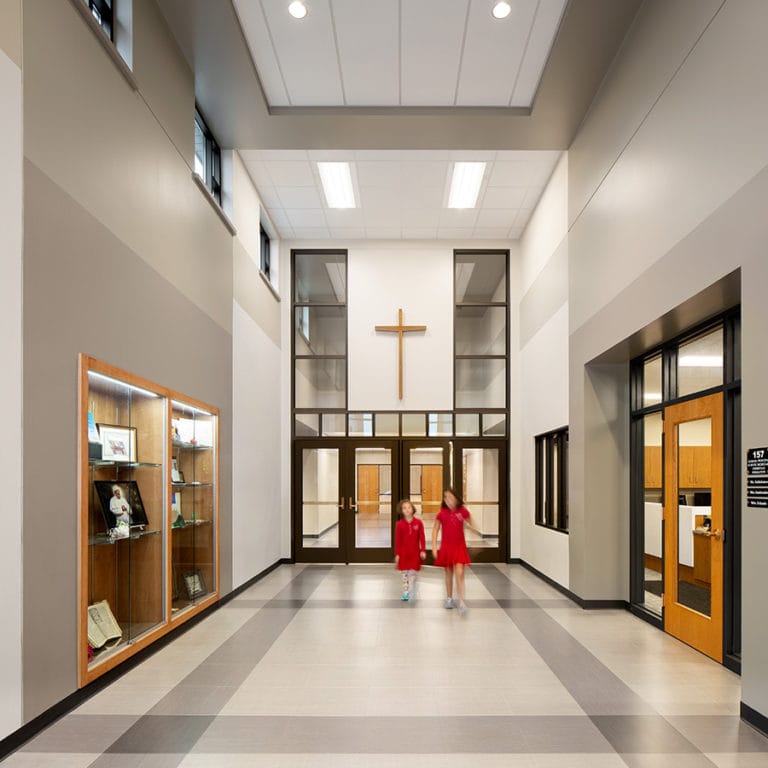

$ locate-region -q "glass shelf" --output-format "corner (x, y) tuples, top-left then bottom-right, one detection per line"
(172, 441), (213, 451)
(172, 482), (214, 488)
(89, 461), (163, 469)
(89, 528), (161, 546)
(171, 519), (213, 530)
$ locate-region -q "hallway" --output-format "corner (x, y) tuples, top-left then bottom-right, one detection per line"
(7, 565), (766, 766)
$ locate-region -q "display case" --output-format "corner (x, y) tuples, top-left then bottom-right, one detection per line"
(79, 356), (219, 686)
(170, 399), (218, 615)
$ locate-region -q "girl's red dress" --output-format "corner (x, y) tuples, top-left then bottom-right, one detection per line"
(395, 517), (425, 570)
(434, 506), (471, 567)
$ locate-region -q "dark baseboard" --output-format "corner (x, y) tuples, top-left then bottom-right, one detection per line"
(741, 701), (768, 737)
(0, 556), (291, 761)
(508, 558), (629, 610)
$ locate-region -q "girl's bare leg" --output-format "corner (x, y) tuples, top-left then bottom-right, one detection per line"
(454, 563), (466, 605)
(444, 567), (454, 599)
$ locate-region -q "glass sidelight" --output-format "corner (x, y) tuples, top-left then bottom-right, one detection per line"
(300, 447), (341, 549)
(460, 447), (500, 549)
(353, 447), (392, 549)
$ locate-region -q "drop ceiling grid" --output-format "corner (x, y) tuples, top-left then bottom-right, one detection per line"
(241, 149), (560, 241)
(233, 0), (568, 109)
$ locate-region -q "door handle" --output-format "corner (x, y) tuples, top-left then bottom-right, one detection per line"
(349, 496), (357, 512)
(338, 497), (345, 511)
(708, 528), (725, 541)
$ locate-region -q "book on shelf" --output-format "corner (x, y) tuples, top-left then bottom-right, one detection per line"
(87, 600), (122, 650)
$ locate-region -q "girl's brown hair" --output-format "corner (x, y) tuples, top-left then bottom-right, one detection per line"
(441, 487), (464, 508)
(396, 499), (416, 517)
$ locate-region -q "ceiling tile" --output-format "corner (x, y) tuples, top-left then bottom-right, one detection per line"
(278, 226), (295, 239)
(266, 208), (291, 227)
(307, 149), (356, 162)
(276, 187), (324, 209)
(363, 207), (401, 227)
(265, 161), (315, 187)
(511, 0), (568, 106)
(365, 228), (402, 239)
(292, 227), (331, 239)
(257, 187), (283, 209)
(332, 0), (399, 105)
(400, 161), (450, 189)
(402, 228), (438, 239)
(400, 187), (445, 209)
(480, 187), (527, 209)
(356, 162), (401, 188)
(514, 208), (533, 226)
(286, 209), (328, 228)
(324, 208), (365, 227)
(400, 0), (468, 105)
(243, 160), (274, 187)
(330, 228), (367, 239)
(472, 227), (510, 239)
(232, 0), (290, 106)
(475, 209), (517, 228)
(260, 0), (344, 105)
(456, 0), (538, 107)
(360, 187), (402, 210)
(439, 208), (479, 227)
(488, 161), (534, 187)
(508, 226), (524, 239)
(437, 228), (475, 239)
(523, 186), (546, 208)
(401, 209), (441, 228)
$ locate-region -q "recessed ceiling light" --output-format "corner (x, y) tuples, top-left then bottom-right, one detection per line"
(318, 162), (356, 208)
(448, 162), (486, 209)
(288, 1), (307, 19)
(492, 2), (512, 19)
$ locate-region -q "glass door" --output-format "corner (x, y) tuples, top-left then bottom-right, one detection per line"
(663, 392), (724, 661)
(294, 440), (398, 562)
(402, 441), (451, 563)
(454, 440), (507, 562)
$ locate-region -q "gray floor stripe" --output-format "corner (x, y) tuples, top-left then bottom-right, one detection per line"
(85, 566), (333, 766)
(472, 565), (717, 766)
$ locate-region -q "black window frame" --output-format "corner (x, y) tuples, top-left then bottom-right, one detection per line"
(260, 225), (271, 280)
(86, 0), (114, 39)
(194, 108), (222, 206)
(535, 427), (569, 533)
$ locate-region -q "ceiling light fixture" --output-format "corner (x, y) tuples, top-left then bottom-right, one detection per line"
(492, 2), (512, 19)
(448, 162), (486, 209)
(318, 162), (356, 208)
(288, 1), (308, 19)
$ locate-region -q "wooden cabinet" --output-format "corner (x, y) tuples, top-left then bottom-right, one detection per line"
(644, 445), (711, 489)
(79, 356), (219, 686)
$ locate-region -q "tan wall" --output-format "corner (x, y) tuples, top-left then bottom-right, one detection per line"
(0, 0), (21, 66)
(21, 0), (240, 723)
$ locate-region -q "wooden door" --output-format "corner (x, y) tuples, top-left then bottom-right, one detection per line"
(421, 465), (443, 515)
(357, 465), (379, 513)
(663, 392), (724, 662)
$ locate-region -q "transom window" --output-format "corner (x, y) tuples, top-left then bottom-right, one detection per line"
(85, 0), (113, 39)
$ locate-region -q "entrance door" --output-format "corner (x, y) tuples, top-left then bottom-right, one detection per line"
(663, 392), (724, 661)
(295, 440), (398, 562)
(455, 440), (506, 562)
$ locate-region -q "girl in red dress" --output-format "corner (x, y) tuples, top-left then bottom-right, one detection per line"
(394, 499), (426, 601)
(431, 487), (472, 614)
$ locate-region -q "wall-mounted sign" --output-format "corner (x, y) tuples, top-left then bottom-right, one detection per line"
(747, 447), (768, 507)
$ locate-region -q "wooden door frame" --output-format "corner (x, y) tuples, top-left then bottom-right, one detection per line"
(663, 392), (724, 662)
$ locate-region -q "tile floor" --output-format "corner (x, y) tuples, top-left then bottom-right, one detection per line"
(5, 564), (766, 767)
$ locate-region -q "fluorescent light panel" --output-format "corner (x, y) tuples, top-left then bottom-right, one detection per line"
(318, 162), (356, 208)
(448, 162), (486, 209)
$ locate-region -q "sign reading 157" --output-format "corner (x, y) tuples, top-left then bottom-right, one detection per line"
(753, 450), (766, 459)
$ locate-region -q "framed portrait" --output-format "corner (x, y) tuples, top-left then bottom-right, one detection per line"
(182, 570), (206, 599)
(98, 424), (137, 463)
(94, 480), (150, 530)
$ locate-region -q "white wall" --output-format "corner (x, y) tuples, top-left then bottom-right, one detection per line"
(232, 302), (283, 586)
(347, 243), (454, 411)
(517, 153), (569, 584)
(0, 34), (23, 738)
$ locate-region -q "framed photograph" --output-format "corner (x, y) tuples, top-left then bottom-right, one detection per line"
(93, 480), (150, 530)
(182, 570), (206, 599)
(171, 459), (181, 483)
(98, 424), (137, 463)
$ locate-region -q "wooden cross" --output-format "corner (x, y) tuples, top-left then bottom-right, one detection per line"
(375, 308), (427, 400)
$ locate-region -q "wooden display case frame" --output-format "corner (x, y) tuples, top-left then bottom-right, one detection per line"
(78, 355), (220, 687)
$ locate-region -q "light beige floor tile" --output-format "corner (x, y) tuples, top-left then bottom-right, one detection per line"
(0, 755), (101, 768)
